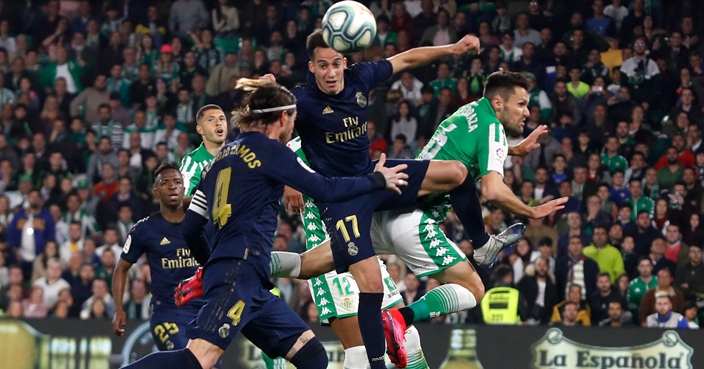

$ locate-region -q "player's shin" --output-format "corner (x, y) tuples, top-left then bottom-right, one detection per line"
(270, 251), (301, 278)
(403, 326), (429, 369)
(399, 284), (477, 326)
(448, 174), (490, 248)
(120, 348), (203, 369)
(358, 292), (387, 369)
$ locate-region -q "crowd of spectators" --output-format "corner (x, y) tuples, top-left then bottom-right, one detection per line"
(0, 0), (702, 331)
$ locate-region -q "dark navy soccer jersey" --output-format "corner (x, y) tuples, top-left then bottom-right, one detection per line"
(120, 212), (202, 312)
(183, 131), (387, 277)
(292, 60), (394, 177)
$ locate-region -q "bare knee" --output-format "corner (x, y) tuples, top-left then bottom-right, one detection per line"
(450, 161), (468, 188)
(435, 262), (485, 302)
(471, 278), (485, 302)
(186, 339), (223, 369)
(349, 258), (383, 292)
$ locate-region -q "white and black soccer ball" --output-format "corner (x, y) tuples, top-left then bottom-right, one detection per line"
(322, 1), (377, 54)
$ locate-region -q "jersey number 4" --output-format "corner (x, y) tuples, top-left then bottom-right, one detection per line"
(227, 300), (246, 326)
(213, 167), (233, 228)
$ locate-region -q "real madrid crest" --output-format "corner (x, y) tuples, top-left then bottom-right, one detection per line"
(348, 242), (358, 256)
(219, 323), (230, 338)
(355, 92), (367, 107)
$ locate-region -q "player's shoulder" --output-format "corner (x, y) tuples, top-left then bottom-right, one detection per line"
(291, 83), (312, 101)
(130, 214), (160, 234)
(451, 99), (500, 131)
(180, 146), (200, 166)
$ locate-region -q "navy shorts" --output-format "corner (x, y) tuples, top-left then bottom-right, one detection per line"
(318, 159), (431, 273)
(150, 308), (196, 351)
(186, 258), (311, 358)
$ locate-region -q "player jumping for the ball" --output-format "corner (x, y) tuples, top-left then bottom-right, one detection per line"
(275, 71), (566, 368)
(116, 79), (408, 369)
(278, 31), (568, 369)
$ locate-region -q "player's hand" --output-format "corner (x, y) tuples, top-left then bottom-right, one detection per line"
(260, 74), (276, 83)
(284, 186), (305, 214)
(374, 153), (408, 195)
(453, 35), (481, 55)
(510, 125), (547, 157)
(112, 309), (127, 336)
(531, 197), (568, 218)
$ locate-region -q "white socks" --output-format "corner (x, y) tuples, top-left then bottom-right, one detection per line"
(270, 251), (301, 278)
(343, 346), (368, 369)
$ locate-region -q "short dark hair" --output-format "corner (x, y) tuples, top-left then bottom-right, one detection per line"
(637, 255), (651, 265)
(538, 237), (552, 247)
(483, 71), (530, 102)
(307, 30), (330, 60)
(195, 104), (224, 125)
(154, 163), (180, 178)
(597, 272), (611, 280)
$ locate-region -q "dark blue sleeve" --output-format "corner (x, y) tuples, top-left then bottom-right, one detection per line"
(262, 141), (386, 203)
(120, 223), (147, 264)
(182, 184), (211, 265)
(353, 60), (393, 91)
(182, 210), (211, 265)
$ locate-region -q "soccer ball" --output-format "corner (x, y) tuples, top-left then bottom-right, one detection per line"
(322, 1), (377, 54)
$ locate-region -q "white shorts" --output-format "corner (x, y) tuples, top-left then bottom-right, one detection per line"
(371, 208), (467, 277)
(309, 256), (402, 324)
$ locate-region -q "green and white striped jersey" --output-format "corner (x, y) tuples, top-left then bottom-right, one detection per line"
(179, 143), (215, 197)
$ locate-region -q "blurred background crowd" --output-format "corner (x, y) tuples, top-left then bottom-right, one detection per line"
(0, 0), (702, 330)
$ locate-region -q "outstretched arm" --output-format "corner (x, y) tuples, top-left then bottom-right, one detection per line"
(482, 172), (567, 218)
(387, 35), (480, 74)
(508, 125), (548, 157)
(267, 148), (408, 203)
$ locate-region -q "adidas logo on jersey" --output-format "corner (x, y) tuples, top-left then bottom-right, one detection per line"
(322, 106), (334, 114)
(160, 237), (171, 245)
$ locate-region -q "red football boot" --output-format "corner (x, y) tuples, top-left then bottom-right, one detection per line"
(382, 309), (408, 368)
(174, 267), (203, 306)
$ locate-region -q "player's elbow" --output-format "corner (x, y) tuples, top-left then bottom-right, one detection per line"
(483, 188), (499, 202)
(481, 178), (500, 202)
